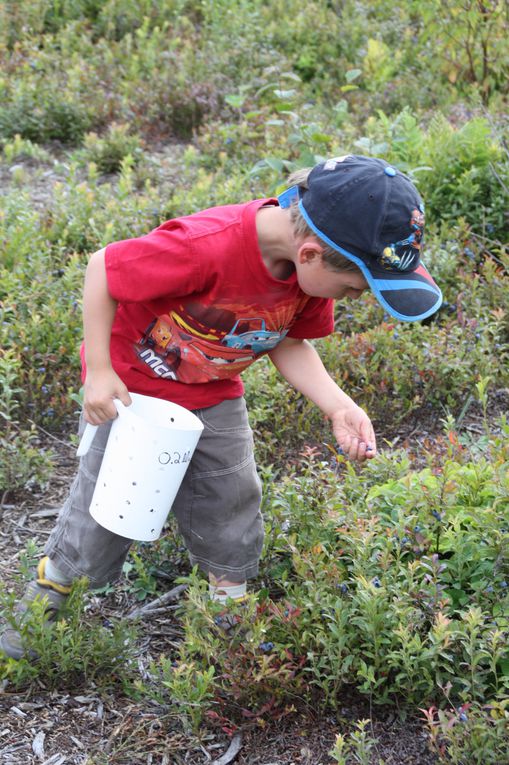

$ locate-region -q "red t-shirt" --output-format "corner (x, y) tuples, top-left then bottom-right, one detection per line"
(81, 199), (334, 409)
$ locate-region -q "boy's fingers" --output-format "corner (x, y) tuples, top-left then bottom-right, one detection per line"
(119, 390), (132, 407)
(84, 396), (119, 424)
(347, 436), (359, 460)
(360, 425), (377, 456)
(340, 435), (352, 455)
(85, 406), (115, 425)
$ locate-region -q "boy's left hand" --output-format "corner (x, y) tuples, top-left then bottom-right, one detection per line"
(330, 405), (377, 462)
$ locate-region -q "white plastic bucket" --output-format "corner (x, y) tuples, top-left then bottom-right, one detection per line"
(76, 392), (203, 541)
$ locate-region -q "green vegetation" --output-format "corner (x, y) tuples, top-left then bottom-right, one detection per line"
(0, 578), (138, 690)
(0, 1), (508, 762)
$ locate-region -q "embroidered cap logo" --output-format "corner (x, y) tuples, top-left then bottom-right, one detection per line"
(379, 206), (425, 271)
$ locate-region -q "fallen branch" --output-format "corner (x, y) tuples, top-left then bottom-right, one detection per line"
(211, 734), (243, 765)
(126, 584), (187, 619)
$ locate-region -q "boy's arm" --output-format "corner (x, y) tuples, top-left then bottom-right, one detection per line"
(82, 248), (131, 425)
(268, 336), (376, 462)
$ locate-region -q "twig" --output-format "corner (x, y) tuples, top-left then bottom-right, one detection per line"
(1, 411), (75, 449)
(27, 419), (75, 449)
(130, 604), (180, 617)
(0, 490), (11, 517)
(126, 584), (187, 619)
(211, 734), (243, 765)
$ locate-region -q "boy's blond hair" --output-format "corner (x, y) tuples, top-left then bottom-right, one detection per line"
(287, 168), (361, 273)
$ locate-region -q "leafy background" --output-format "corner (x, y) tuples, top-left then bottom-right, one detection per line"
(0, 2), (508, 763)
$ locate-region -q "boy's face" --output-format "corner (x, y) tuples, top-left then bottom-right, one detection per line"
(295, 245), (369, 300)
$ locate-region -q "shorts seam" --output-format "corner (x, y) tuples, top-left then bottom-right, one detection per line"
(43, 550), (120, 587)
(189, 553), (260, 575)
(80, 462), (102, 483)
(191, 453), (254, 479)
(199, 422), (252, 435)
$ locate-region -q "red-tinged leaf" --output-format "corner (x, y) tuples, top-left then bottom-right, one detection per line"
(419, 706), (438, 723)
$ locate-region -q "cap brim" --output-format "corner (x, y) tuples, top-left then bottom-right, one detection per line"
(367, 263), (442, 321)
(296, 199), (442, 322)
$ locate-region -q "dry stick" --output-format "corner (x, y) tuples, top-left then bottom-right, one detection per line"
(211, 734), (243, 765)
(27, 418), (76, 449)
(126, 584), (187, 619)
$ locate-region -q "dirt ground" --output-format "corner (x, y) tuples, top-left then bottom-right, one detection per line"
(0, 414), (463, 765)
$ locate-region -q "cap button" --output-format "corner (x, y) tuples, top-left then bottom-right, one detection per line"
(384, 166), (397, 177)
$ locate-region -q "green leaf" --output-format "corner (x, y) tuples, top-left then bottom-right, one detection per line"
(273, 89), (297, 99)
(263, 157), (285, 172)
(224, 94), (245, 109)
(345, 68), (362, 83)
(499, 659), (509, 677)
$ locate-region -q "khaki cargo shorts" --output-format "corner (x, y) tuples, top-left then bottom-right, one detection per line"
(45, 397), (263, 586)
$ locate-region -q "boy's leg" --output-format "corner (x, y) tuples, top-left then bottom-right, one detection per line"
(0, 556), (72, 659)
(1, 414), (133, 658)
(44, 413), (133, 587)
(171, 397), (263, 597)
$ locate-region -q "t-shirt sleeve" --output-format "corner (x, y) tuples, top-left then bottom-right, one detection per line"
(104, 221), (201, 302)
(287, 297), (334, 339)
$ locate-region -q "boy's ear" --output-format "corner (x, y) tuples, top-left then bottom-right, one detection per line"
(297, 241), (324, 264)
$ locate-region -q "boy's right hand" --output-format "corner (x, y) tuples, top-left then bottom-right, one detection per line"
(83, 368), (132, 425)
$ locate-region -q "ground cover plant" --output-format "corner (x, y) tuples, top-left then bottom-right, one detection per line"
(0, 1), (508, 762)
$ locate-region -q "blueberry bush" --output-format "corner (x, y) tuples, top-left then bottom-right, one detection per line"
(0, 1), (508, 761)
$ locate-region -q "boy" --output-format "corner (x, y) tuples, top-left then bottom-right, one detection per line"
(1, 155), (442, 659)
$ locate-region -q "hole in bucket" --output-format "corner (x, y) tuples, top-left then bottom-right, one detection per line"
(151, 529), (155, 533)
(170, 417), (175, 422)
(126, 500), (131, 505)
(155, 490), (160, 494)
(150, 508), (154, 513)
(132, 481), (137, 486)
(103, 483), (106, 487)
(119, 514), (124, 519)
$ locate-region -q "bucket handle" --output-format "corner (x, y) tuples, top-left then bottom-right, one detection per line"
(76, 398), (130, 457)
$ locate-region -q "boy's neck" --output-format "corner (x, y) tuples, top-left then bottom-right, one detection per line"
(256, 205), (297, 280)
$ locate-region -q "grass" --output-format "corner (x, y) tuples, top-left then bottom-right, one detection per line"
(0, 1), (508, 762)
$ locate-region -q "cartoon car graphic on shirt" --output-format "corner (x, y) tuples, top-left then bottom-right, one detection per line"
(143, 318), (176, 353)
(221, 318), (286, 353)
(140, 314), (256, 382)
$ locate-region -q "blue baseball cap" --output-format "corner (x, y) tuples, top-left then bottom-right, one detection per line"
(278, 155), (442, 322)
